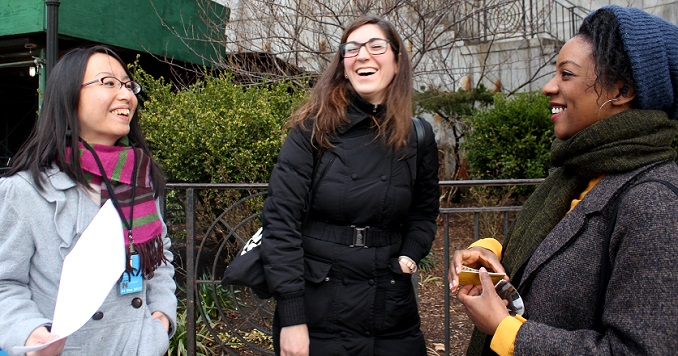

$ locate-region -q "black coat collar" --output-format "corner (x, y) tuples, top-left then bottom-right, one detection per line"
(338, 91), (386, 134)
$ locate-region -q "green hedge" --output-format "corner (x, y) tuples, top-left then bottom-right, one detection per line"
(131, 65), (305, 183)
(464, 92), (553, 182)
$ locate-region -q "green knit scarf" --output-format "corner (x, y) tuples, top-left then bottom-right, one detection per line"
(467, 109), (677, 356)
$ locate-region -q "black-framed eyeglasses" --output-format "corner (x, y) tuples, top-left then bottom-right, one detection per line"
(81, 76), (142, 95)
(340, 38), (391, 58)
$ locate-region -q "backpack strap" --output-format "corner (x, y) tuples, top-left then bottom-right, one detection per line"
(594, 178), (678, 331)
(412, 117), (425, 169)
(303, 147), (336, 222)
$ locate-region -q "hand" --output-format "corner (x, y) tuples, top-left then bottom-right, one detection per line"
(398, 256), (417, 274)
(449, 246), (506, 292)
(457, 267), (510, 335)
(280, 324), (309, 356)
(152, 311), (170, 333)
(26, 326), (66, 356)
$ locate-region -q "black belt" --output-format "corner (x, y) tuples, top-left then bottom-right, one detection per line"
(302, 220), (401, 248)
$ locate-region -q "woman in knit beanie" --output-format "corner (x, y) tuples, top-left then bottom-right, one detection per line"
(449, 6), (678, 355)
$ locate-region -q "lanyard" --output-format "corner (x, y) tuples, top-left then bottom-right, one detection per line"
(80, 140), (139, 255)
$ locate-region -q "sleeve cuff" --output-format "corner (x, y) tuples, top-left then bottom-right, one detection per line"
(468, 238), (503, 260)
(275, 292), (306, 327)
(490, 315), (526, 356)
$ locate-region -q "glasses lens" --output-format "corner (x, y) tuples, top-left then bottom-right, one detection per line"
(341, 42), (360, 58)
(101, 77), (120, 88)
(126, 81), (142, 94)
(367, 39), (388, 55)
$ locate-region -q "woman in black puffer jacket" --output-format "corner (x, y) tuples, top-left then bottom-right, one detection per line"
(260, 14), (439, 356)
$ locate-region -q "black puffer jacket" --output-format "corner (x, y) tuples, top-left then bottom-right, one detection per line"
(261, 95), (439, 355)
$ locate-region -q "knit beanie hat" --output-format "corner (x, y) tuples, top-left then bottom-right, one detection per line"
(596, 5), (678, 119)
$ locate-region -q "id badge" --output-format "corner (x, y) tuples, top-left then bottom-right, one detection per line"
(120, 254), (143, 295)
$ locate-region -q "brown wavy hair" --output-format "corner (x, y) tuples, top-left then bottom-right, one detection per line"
(287, 14), (413, 151)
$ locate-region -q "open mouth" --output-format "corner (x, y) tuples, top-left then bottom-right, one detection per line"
(551, 106), (565, 114)
(357, 68), (376, 77)
(112, 108), (131, 117)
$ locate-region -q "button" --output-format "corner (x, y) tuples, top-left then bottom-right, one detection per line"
(92, 311), (104, 320)
(368, 279), (375, 285)
(324, 277), (330, 282)
(390, 279), (396, 285)
(351, 173), (357, 180)
(342, 279), (349, 286)
(131, 297), (143, 308)
(364, 331), (372, 337)
(380, 175), (387, 181)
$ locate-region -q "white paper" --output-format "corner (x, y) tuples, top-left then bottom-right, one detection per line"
(13, 200), (125, 354)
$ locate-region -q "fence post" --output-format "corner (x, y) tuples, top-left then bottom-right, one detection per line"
(186, 188), (196, 355)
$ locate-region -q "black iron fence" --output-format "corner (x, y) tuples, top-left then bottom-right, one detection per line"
(456, 0), (587, 43)
(162, 178), (544, 355)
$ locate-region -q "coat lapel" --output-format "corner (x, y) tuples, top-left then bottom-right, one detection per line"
(517, 165), (653, 289)
(31, 165), (100, 254)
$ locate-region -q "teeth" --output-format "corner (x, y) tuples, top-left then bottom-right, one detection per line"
(113, 109), (130, 116)
(551, 107), (564, 114)
(357, 69), (376, 75)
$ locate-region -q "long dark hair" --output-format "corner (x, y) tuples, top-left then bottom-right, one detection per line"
(577, 8), (635, 101)
(7, 45), (165, 196)
(288, 14), (413, 150)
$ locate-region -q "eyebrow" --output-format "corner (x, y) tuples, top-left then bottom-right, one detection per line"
(92, 72), (131, 80)
(557, 60), (582, 69)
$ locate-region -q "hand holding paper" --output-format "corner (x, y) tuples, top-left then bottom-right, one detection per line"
(13, 200), (125, 354)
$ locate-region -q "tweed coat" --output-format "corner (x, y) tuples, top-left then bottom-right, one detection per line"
(513, 160), (678, 355)
(0, 166), (177, 356)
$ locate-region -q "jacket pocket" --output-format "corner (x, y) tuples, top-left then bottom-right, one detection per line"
(303, 254), (335, 329)
(303, 254), (333, 283)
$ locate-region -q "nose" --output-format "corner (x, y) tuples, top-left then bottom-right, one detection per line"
(355, 45), (371, 60)
(542, 76), (558, 96)
(116, 84), (136, 101)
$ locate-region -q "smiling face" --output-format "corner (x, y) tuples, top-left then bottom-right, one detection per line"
(343, 24), (398, 105)
(542, 36), (629, 140)
(78, 53), (137, 146)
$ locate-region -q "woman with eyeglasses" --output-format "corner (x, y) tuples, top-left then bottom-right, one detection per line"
(0, 45), (176, 355)
(449, 6), (678, 355)
(260, 15), (439, 356)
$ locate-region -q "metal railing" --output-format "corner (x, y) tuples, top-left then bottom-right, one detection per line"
(457, 0), (587, 44)
(163, 178), (544, 355)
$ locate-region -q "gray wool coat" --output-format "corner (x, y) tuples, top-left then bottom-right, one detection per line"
(514, 161), (678, 355)
(0, 166), (177, 356)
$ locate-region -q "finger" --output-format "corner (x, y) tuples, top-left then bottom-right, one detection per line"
(457, 284), (473, 303)
(471, 252), (504, 275)
(452, 249), (467, 274)
(457, 284), (473, 297)
(469, 284), (483, 296)
(478, 267), (497, 297)
(448, 264), (460, 291)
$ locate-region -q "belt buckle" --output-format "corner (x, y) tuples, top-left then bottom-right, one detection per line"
(351, 225), (369, 248)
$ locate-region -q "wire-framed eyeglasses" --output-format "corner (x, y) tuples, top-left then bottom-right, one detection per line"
(82, 76), (142, 94)
(340, 38), (391, 58)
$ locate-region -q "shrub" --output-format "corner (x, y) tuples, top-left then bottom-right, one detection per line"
(464, 91), (552, 196)
(131, 64), (305, 184)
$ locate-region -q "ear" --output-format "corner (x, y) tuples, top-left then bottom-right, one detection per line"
(611, 81), (635, 106)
